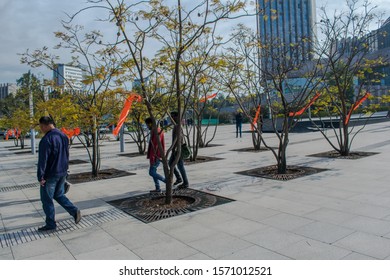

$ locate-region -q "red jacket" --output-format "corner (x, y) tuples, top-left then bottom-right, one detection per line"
(147, 127), (165, 164)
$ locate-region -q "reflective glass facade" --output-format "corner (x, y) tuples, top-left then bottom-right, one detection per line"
(258, 0), (316, 71)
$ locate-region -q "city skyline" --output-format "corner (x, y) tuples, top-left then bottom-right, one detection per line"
(0, 0), (388, 84)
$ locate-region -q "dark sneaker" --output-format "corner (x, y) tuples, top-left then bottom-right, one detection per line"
(74, 210), (81, 224)
(173, 180), (183, 186)
(177, 184), (189, 189)
(150, 189), (162, 193)
(38, 225), (56, 231)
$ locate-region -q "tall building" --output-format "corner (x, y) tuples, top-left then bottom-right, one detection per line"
(0, 83), (18, 99)
(378, 17), (390, 50)
(258, 0), (316, 71)
(53, 64), (84, 91)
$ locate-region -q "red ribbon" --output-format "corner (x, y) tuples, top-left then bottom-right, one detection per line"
(345, 92), (371, 125)
(199, 93), (217, 103)
(61, 127), (81, 138)
(289, 92), (321, 117)
(251, 105), (261, 131)
(113, 93), (142, 136)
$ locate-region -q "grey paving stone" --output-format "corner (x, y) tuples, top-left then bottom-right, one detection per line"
(75, 244), (141, 260)
(106, 223), (175, 250)
(0, 253), (14, 260)
(23, 249), (75, 260)
(341, 252), (377, 260)
(188, 233), (253, 259)
(208, 217), (269, 237)
(181, 253), (213, 260)
(249, 196), (321, 216)
(219, 245), (291, 260)
(324, 199), (390, 219)
(132, 239), (199, 260)
(303, 208), (357, 225)
(186, 208), (238, 227)
(59, 227), (123, 256)
(154, 221), (222, 243)
(261, 213), (315, 231)
(242, 227), (305, 251)
(292, 221), (355, 244)
(277, 239), (352, 260)
(334, 232), (390, 259)
(349, 194), (390, 208)
(12, 236), (65, 259)
(342, 216), (390, 236)
(0, 247), (12, 257)
(218, 201), (280, 222)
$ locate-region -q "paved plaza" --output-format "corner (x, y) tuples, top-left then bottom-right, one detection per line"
(1, 121), (390, 260)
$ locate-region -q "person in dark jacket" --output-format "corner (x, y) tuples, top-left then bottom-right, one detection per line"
(37, 116), (81, 231)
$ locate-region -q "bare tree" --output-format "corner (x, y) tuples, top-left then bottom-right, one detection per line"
(219, 25), (264, 150)
(312, 0), (388, 156)
(221, 25), (324, 174)
(21, 24), (124, 177)
(78, 0), (255, 203)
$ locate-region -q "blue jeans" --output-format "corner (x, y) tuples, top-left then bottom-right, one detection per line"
(169, 154), (188, 186)
(40, 175), (78, 228)
(149, 160), (166, 190)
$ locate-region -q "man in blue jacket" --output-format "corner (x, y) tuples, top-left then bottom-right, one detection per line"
(37, 116), (81, 231)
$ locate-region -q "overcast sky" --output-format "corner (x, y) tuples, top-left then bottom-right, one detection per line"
(0, 0), (388, 84)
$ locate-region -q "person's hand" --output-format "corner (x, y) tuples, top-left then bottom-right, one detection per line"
(40, 179), (46, 186)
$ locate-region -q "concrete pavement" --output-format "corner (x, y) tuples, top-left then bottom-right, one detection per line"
(1, 122), (390, 260)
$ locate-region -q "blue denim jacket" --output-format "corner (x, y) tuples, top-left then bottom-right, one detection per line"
(37, 128), (69, 181)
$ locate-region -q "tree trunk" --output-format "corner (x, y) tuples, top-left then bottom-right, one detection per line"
(277, 119), (289, 174)
(252, 130), (261, 150)
(341, 123), (350, 156)
(164, 169), (173, 204)
(20, 136), (25, 149)
(91, 118), (100, 177)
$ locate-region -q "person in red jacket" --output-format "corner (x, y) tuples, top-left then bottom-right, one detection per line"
(145, 117), (166, 193)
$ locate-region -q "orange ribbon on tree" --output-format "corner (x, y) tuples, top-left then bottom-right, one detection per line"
(61, 127), (81, 138)
(251, 105), (261, 131)
(199, 93), (217, 103)
(344, 92), (371, 125)
(113, 93), (142, 136)
(289, 92), (321, 117)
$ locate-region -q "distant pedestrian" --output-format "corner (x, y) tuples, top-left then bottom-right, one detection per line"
(145, 117), (166, 193)
(169, 111), (189, 189)
(235, 110), (243, 138)
(37, 116), (81, 231)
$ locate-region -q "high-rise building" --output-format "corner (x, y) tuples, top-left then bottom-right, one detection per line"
(53, 64), (84, 91)
(0, 83), (18, 99)
(258, 0), (316, 71)
(378, 17), (390, 50)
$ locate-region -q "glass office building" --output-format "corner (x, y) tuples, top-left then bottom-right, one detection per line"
(258, 0), (316, 71)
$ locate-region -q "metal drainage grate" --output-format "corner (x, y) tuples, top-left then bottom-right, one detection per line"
(0, 208), (128, 248)
(308, 150), (379, 160)
(236, 165), (329, 181)
(0, 182), (40, 193)
(107, 188), (235, 223)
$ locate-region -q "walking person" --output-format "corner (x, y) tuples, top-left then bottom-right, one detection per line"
(37, 116), (81, 231)
(235, 110), (243, 138)
(169, 111), (189, 189)
(145, 117), (166, 193)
